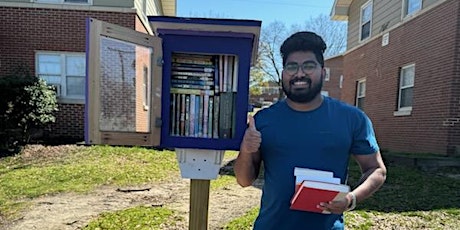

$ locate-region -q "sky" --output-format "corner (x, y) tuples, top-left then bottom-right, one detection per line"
(176, 0), (336, 27)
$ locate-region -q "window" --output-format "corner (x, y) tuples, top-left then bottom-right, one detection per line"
(398, 64), (415, 111)
(404, 0), (422, 17)
(37, 52), (86, 101)
(143, 65), (150, 110)
(360, 1), (373, 41)
(35, 0), (90, 4)
(356, 79), (366, 110)
(324, 67), (330, 81)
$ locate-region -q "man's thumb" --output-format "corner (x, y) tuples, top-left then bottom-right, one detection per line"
(248, 115), (257, 130)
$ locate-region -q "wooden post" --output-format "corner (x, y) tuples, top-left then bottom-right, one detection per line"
(189, 179), (210, 230)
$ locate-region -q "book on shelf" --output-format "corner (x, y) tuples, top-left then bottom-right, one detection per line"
(218, 92), (235, 138)
(170, 88), (214, 96)
(290, 167), (349, 214)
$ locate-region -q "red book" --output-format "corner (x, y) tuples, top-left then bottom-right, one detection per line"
(290, 180), (350, 214)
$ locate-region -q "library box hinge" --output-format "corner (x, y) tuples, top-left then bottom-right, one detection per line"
(157, 57), (163, 66)
(155, 117), (162, 127)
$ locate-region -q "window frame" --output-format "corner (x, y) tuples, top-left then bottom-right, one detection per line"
(355, 78), (366, 109)
(359, 0), (373, 42)
(36, 51), (86, 103)
(397, 64), (415, 112)
(324, 67), (330, 81)
(356, 79), (366, 109)
(35, 0), (92, 4)
(402, 0), (423, 17)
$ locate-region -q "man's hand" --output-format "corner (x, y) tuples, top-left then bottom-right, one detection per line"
(317, 192), (354, 214)
(240, 115), (261, 153)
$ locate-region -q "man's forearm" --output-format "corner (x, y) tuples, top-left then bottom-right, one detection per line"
(353, 167), (387, 202)
(234, 150), (261, 187)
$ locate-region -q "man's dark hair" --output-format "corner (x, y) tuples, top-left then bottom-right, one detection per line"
(280, 31), (327, 67)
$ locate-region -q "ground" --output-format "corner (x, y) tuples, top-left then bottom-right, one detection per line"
(2, 147), (263, 230)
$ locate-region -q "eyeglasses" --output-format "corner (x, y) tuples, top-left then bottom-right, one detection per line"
(283, 61), (319, 75)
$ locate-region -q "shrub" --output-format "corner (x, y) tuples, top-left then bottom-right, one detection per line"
(0, 67), (58, 154)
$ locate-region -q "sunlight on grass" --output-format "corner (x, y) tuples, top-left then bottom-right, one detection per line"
(83, 206), (183, 230)
(0, 145), (179, 219)
(223, 159), (460, 229)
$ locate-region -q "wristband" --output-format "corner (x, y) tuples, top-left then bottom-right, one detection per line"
(347, 192), (357, 211)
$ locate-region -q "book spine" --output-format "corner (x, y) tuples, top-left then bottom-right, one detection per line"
(213, 95), (220, 138)
(180, 94), (186, 136)
(218, 92), (234, 138)
(203, 94), (209, 138)
(198, 94), (204, 137)
(232, 57), (238, 92)
(208, 96), (214, 138)
(170, 93), (176, 136)
(189, 94), (196, 137)
(185, 95), (190, 136)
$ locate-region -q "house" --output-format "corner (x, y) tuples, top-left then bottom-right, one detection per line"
(0, 0), (176, 142)
(326, 0), (459, 155)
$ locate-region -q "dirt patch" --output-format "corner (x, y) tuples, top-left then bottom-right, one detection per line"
(2, 162), (262, 230)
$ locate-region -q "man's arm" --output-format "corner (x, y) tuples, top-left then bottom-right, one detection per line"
(234, 115), (262, 187)
(350, 151), (387, 203)
(319, 151), (386, 214)
(234, 149), (261, 187)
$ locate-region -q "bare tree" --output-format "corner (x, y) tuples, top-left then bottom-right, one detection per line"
(292, 14), (347, 58)
(256, 21), (290, 99)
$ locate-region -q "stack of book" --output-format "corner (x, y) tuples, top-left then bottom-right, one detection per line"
(290, 167), (350, 214)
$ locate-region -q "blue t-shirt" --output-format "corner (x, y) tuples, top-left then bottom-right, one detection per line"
(253, 97), (379, 230)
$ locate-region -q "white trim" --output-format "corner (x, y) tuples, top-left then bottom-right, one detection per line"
(36, 51), (86, 102)
(397, 63), (415, 111)
(393, 109), (412, 116)
(356, 78), (366, 108)
(359, 0), (373, 42)
(401, 0), (423, 19)
(324, 67), (331, 81)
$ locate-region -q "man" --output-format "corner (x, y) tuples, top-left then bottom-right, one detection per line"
(234, 31), (387, 229)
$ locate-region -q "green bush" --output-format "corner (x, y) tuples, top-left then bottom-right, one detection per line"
(0, 67), (58, 154)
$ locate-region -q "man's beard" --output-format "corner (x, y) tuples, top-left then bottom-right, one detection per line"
(282, 75), (323, 103)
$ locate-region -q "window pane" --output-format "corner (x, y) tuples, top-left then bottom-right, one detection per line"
(400, 87), (413, 107)
(38, 54), (61, 75)
(358, 82), (366, 96)
(407, 0), (421, 15)
(66, 56), (86, 76)
(361, 22), (371, 40)
(357, 97), (365, 110)
(99, 36), (152, 132)
(64, 0), (89, 3)
(401, 66), (414, 87)
(39, 75), (61, 84)
(362, 4), (372, 23)
(67, 76), (85, 96)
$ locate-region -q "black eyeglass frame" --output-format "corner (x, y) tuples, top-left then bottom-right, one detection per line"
(283, 61), (319, 75)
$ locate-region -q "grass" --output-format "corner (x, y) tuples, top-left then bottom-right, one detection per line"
(83, 206), (184, 230)
(0, 145), (179, 220)
(223, 159), (460, 229)
(2, 145), (460, 229)
(0, 146), (240, 228)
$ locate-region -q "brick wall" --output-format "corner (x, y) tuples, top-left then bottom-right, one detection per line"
(323, 55), (343, 100)
(341, 0), (459, 155)
(0, 6), (139, 141)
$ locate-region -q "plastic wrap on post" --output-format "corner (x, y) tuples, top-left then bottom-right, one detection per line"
(175, 148), (225, 179)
